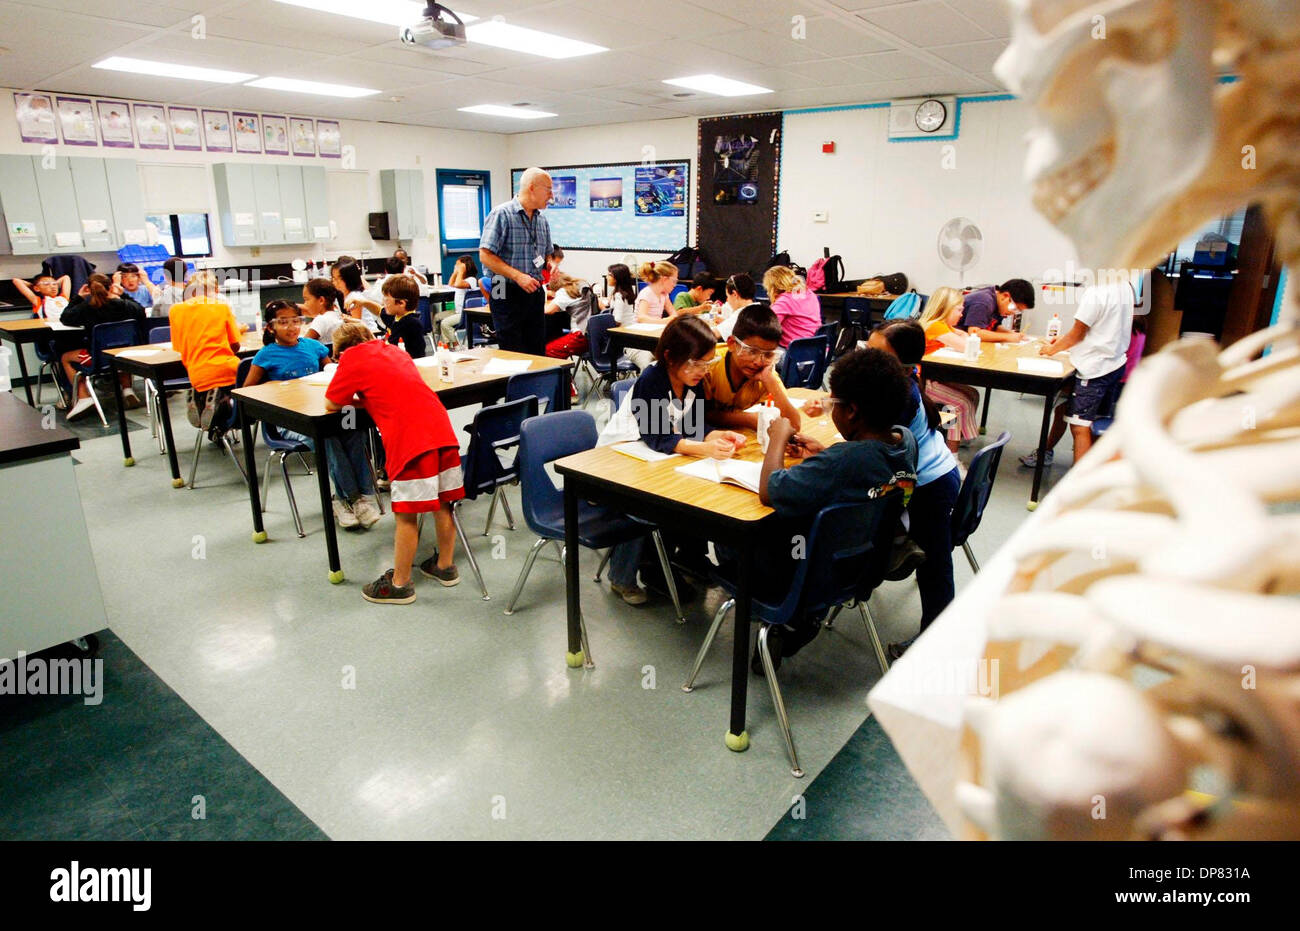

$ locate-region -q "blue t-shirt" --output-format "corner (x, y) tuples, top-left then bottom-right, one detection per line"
(905, 383), (958, 486)
(124, 284), (153, 308)
(251, 338), (329, 381)
(767, 427), (918, 517)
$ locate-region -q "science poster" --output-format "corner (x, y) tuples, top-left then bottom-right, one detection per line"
(168, 106), (202, 151)
(202, 109), (232, 152)
(317, 120), (341, 158)
(133, 104), (169, 149)
(233, 112), (261, 153)
(14, 93), (58, 144)
(589, 177), (623, 211)
(290, 118), (316, 156)
(634, 165), (686, 217)
(549, 175), (577, 209)
(97, 100), (134, 148)
(262, 114), (289, 155)
(57, 96), (98, 145)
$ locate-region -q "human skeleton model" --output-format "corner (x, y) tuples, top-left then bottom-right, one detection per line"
(871, 0), (1300, 840)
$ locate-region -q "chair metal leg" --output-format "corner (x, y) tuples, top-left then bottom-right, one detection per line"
(85, 379), (108, 427)
(188, 428), (204, 488)
(650, 529), (685, 623)
(858, 599), (890, 674)
(223, 435), (249, 487)
(578, 610), (594, 669)
(823, 604), (843, 629)
(360, 443), (384, 514)
(759, 625), (804, 778)
(682, 598), (733, 692)
(260, 452), (276, 511)
(451, 504), (489, 600)
(280, 454), (306, 538)
(296, 452), (314, 476)
(963, 541), (980, 573)
(504, 537), (549, 615)
(498, 487), (516, 531)
(593, 548), (611, 582)
(482, 486), (501, 536)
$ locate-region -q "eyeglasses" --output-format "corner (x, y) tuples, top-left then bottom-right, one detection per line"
(733, 340), (784, 364)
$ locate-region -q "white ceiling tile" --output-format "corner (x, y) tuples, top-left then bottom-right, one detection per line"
(857, 0), (992, 46)
(943, 0), (1012, 39)
(11, 0), (194, 27)
(349, 44), (504, 76)
(577, 0), (748, 36)
(927, 38), (1008, 74)
(724, 29), (831, 65)
(781, 57), (883, 87)
(848, 50), (946, 79)
(201, 9), (389, 52)
(794, 15), (895, 57)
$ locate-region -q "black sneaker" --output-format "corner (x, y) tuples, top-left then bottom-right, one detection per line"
(363, 568), (416, 604)
(418, 553), (460, 587)
(641, 563), (698, 603)
(887, 637), (916, 661)
(885, 538), (927, 581)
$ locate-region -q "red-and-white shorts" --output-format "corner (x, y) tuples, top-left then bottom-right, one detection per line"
(389, 447), (465, 513)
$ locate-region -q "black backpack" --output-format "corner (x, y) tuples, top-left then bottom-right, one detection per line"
(668, 245), (707, 280)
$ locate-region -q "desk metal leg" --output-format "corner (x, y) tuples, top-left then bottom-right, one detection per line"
(980, 386), (992, 434)
(1029, 391), (1053, 511)
(726, 547), (752, 752)
(13, 341), (35, 407)
(156, 374), (184, 488)
(315, 425), (344, 583)
(111, 360), (134, 467)
(563, 483), (585, 667)
(558, 365), (572, 412)
(242, 415), (266, 544)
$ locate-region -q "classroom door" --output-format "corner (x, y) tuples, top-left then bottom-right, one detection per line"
(436, 169), (491, 283)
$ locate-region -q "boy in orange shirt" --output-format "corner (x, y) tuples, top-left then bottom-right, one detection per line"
(168, 272), (247, 434)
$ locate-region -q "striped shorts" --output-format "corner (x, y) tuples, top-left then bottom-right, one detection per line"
(390, 447), (465, 513)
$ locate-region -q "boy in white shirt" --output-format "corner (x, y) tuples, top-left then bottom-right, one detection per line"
(13, 273), (70, 319)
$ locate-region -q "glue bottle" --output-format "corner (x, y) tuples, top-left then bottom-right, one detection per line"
(965, 328), (981, 361)
(757, 395), (778, 453)
(438, 341), (453, 383)
(1046, 313), (1062, 342)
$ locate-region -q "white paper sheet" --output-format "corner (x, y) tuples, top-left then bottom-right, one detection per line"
(481, 357), (533, 375)
(743, 397), (806, 414)
(625, 323), (665, 333)
(928, 348), (967, 360)
(611, 441), (677, 463)
(1017, 357), (1065, 375)
(117, 348), (163, 358)
(302, 370), (334, 385)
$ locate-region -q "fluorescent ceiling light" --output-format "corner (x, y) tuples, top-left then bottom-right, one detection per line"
(272, 0), (477, 27)
(92, 56), (255, 83)
(464, 21), (606, 59)
(458, 104), (557, 120)
(662, 74), (773, 96)
(246, 76), (379, 98)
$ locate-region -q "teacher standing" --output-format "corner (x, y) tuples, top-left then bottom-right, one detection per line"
(479, 167), (553, 355)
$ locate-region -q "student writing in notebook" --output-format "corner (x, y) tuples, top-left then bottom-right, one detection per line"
(702, 304), (802, 432)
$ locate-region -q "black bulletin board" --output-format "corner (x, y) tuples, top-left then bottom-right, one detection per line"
(696, 112), (782, 279)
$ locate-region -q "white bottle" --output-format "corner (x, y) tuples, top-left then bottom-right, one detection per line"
(1046, 313), (1062, 342)
(757, 397), (778, 453)
(438, 342), (453, 384)
(965, 329), (982, 361)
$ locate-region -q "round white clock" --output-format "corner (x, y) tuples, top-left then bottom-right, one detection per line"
(915, 99), (947, 133)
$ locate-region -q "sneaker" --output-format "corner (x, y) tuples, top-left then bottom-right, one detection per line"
(642, 568), (698, 604)
(333, 496), (360, 529)
(1019, 449), (1054, 468)
(374, 470), (392, 492)
(351, 494), (382, 529)
(362, 568), (415, 605)
(887, 637), (917, 662)
(121, 389), (143, 410)
(885, 538), (927, 581)
(418, 553), (460, 586)
(65, 397), (96, 421)
(610, 582), (648, 605)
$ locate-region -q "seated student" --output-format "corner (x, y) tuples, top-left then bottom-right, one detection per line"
(543, 271), (595, 359)
(672, 272), (717, 314)
(393, 249), (427, 284)
(628, 261), (680, 370)
(245, 301), (381, 529)
(169, 271), (246, 437)
(1026, 278), (1136, 467)
(702, 303), (802, 432)
(917, 286), (982, 451)
(325, 319), (464, 604)
(12, 271), (70, 320)
(441, 271), (491, 347)
(541, 245), (564, 290)
(715, 273), (757, 340)
(153, 258), (188, 317)
(59, 273), (147, 419)
(763, 265), (820, 347)
(381, 275), (426, 359)
(602, 263), (638, 327)
(302, 278), (346, 348)
(752, 347), (918, 670)
(331, 260), (383, 334)
(599, 315), (746, 605)
(958, 278), (1035, 343)
(114, 263), (158, 313)
(868, 321), (963, 659)
(369, 256), (406, 303)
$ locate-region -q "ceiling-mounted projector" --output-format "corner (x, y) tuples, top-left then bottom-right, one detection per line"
(399, 2), (467, 50)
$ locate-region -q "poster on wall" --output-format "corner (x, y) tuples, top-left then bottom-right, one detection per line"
(133, 104), (169, 149)
(14, 93), (58, 144)
(202, 109), (232, 152)
(550, 175), (577, 209)
(262, 114), (289, 155)
(712, 133), (761, 205)
(634, 165), (686, 217)
(96, 100), (134, 148)
(56, 97), (98, 145)
(233, 112), (261, 153)
(290, 117), (316, 156)
(698, 112), (781, 278)
(167, 106), (202, 151)
(317, 120), (341, 158)
(589, 177), (623, 211)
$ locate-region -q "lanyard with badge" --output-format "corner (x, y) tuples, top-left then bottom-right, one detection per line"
(520, 205), (544, 271)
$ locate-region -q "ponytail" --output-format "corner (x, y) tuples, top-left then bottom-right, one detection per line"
(637, 260), (676, 283)
(86, 273), (111, 308)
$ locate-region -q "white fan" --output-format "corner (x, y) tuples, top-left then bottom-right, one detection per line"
(938, 217), (983, 288)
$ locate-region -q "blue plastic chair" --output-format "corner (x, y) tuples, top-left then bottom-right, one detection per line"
(779, 335), (828, 389)
(188, 357), (252, 490)
(31, 330), (67, 408)
(69, 320), (141, 426)
(417, 295), (432, 334)
(459, 292), (489, 348)
(582, 312), (637, 403)
(144, 325), (191, 453)
(815, 322), (838, 375)
(950, 430), (1011, 572)
(683, 492), (905, 776)
(504, 410), (682, 628)
(462, 395), (538, 540)
(668, 284), (687, 303)
(506, 368), (564, 417)
(841, 296), (872, 329)
(609, 377), (633, 417)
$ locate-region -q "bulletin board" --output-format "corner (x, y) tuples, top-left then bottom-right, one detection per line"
(511, 160), (690, 252)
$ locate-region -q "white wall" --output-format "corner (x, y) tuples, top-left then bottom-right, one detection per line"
(505, 117), (696, 287)
(0, 87), (508, 283)
(777, 98), (1079, 297)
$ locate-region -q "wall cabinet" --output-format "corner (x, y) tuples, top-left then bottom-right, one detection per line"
(380, 168), (426, 241)
(0, 155), (148, 256)
(213, 163), (330, 247)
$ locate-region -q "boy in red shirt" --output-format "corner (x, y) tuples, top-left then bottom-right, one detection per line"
(324, 319), (464, 603)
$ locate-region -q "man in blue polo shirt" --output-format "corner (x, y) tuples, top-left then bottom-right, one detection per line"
(957, 278), (1035, 343)
(479, 167), (553, 355)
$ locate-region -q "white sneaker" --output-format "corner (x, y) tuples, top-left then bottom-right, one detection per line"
(66, 397), (96, 421)
(352, 494), (383, 529)
(121, 388), (143, 410)
(333, 496), (360, 529)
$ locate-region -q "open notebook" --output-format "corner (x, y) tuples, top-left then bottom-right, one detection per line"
(674, 457), (762, 494)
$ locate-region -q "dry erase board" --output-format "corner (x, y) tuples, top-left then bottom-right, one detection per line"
(511, 160), (690, 252)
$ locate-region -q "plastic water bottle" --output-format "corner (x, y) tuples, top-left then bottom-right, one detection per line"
(1046, 313), (1062, 342)
(964, 329), (981, 361)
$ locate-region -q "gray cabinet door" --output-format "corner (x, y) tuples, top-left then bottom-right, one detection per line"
(301, 166), (330, 242)
(69, 158), (116, 252)
(103, 158), (148, 248)
(380, 168), (406, 239)
(0, 155), (47, 254)
(408, 169), (426, 240)
(213, 164), (259, 246)
(277, 165), (307, 244)
(252, 165), (283, 244)
(33, 158), (83, 253)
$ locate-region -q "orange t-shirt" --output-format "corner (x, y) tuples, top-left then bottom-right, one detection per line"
(924, 318), (954, 356)
(169, 297), (241, 391)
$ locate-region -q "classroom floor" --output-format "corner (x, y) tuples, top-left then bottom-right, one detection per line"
(2, 377), (1068, 840)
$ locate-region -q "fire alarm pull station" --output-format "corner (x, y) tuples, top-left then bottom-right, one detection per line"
(822, 141), (835, 154)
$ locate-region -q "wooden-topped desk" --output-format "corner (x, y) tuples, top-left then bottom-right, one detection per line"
(921, 339), (1075, 509)
(553, 387), (838, 757)
(816, 292), (896, 326)
(0, 317), (82, 406)
(462, 307), (492, 348)
(107, 330), (263, 487)
(233, 348), (574, 582)
(607, 323), (665, 357)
